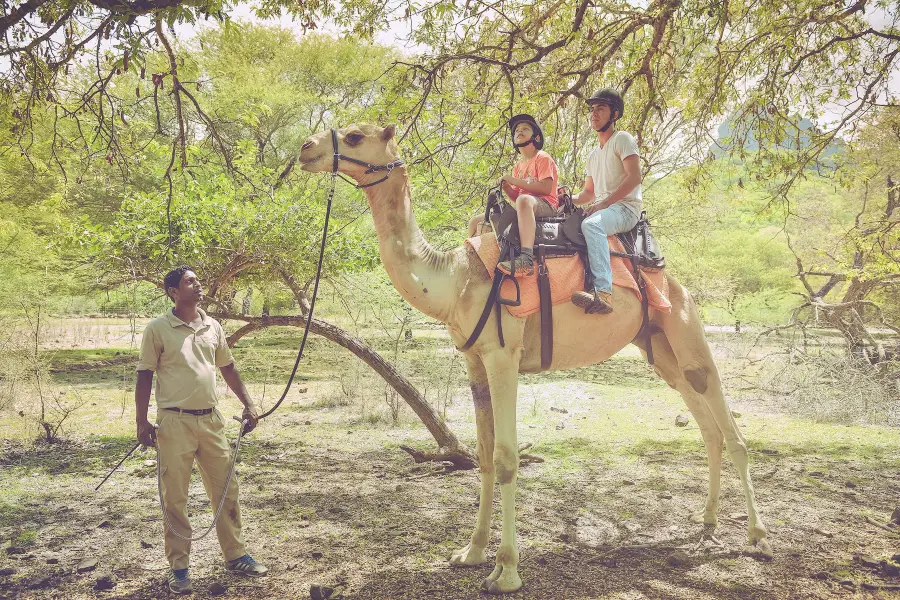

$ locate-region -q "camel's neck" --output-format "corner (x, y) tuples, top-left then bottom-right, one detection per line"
(363, 169), (458, 323)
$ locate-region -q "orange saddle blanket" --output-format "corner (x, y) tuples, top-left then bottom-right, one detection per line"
(464, 233), (671, 318)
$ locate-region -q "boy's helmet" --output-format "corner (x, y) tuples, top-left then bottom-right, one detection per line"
(508, 114), (544, 153)
(586, 88), (624, 132)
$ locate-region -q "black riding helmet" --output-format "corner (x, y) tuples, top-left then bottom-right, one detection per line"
(586, 88), (624, 132)
(508, 114), (544, 153)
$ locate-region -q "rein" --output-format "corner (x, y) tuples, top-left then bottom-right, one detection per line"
(258, 129), (404, 418)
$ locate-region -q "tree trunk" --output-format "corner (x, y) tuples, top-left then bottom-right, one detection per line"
(208, 311), (477, 469)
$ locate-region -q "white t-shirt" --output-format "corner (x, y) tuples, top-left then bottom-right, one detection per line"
(584, 130), (642, 218)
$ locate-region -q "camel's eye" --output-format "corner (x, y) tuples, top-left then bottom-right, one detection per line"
(345, 132), (365, 146)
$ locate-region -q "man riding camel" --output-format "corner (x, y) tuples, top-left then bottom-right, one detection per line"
(571, 88), (643, 314)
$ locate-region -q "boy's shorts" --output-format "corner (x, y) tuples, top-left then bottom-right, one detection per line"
(533, 198), (557, 217)
(512, 195), (556, 217)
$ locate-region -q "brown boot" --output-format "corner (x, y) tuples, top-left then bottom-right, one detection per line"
(497, 253), (535, 277)
(571, 290), (613, 314)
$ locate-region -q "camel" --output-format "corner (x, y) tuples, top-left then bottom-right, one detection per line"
(298, 124), (772, 594)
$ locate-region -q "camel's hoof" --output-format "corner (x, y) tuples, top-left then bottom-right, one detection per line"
(449, 543), (487, 567)
(689, 509), (717, 527)
(745, 537), (774, 560)
(481, 565), (522, 594)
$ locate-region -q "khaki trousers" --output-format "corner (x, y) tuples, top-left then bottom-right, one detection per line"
(156, 409), (246, 570)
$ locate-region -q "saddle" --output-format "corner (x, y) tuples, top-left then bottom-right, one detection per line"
(462, 186), (666, 367)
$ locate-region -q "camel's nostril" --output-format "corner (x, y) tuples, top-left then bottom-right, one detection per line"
(301, 140), (313, 151)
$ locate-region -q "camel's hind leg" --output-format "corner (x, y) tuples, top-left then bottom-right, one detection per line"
(450, 353), (493, 567)
(650, 281), (771, 557)
(635, 333), (724, 527)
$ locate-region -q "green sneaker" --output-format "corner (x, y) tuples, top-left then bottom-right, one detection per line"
(167, 569), (192, 594)
(227, 554), (268, 577)
(497, 253), (535, 277)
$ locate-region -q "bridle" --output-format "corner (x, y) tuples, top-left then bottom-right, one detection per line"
(330, 128), (405, 188)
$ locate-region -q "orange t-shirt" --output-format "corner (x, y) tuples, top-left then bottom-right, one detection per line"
(510, 150), (559, 209)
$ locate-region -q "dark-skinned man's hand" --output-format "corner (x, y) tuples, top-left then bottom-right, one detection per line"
(241, 404), (259, 434)
(137, 421), (157, 447)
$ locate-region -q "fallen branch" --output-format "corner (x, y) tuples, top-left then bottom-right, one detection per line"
(399, 445), (477, 471)
(864, 515), (900, 534)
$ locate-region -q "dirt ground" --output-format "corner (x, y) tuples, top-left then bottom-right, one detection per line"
(1, 324), (898, 600)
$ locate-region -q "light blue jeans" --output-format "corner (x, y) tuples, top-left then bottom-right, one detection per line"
(582, 204), (640, 294)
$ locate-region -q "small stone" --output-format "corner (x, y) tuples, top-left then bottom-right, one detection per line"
(622, 479), (636, 486)
(893, 553), (900, 563)
(809, 471), (825, 477)
(811, 571), (829, 580)
(96, 520), (112, 529)
(140, 540), (153, 549)
(838, 579), (855, 588)
(666, 550), (691, 567)
(557, 533), (570, 543)
(814, 528), (834, 538)
(881, 561), (900, 577)
(729, 513), (749, 522)
(46, 557), (59, 564)
(674, 414), (689, 427)
(94, 572), (116, 590)
(311, 551), (323, 559)
(856, 554), (880, 568)
(209, 582), (228, 596)
(844, 480), (857, 488)
(0, 567), (16, 576)
(731, 410), (742, 418)
(298, 387), (308, 393)
(550, 406), (568, 414)
(76, 557), (99, 573)
(143, 460), (156, 467)
(6, 547), (25, 555)
(305, 420), (312, 426)
(891, 507), (900, 525)
(658, 492), (673, 499)
(310, 584), (335, 600)
(555, 422), (565, 430)
(395, 484), (402, 492)
(536, 557), (547, 566)
(29, 574), (52, 589)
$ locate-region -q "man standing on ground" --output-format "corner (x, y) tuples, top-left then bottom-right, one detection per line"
(136, 266), (268, 594)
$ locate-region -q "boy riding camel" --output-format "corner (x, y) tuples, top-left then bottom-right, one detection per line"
(571, 88), (643, 314)
(491, 114), (560, 276)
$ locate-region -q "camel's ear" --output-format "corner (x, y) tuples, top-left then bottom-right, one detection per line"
(381, 124), (396, 142)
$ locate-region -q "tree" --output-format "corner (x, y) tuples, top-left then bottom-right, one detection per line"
(786, 107), (899, 360)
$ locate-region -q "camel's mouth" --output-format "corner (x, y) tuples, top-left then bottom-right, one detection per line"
(298, 152), (329, 172)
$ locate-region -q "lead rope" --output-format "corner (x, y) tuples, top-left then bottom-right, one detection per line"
(154, 162), (339, 538)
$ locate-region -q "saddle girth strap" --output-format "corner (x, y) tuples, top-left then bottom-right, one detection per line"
(537, 249), (552, 371)
(460, 267), (506, 352)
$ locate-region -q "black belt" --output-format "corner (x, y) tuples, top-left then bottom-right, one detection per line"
(164, 407), (214, 415)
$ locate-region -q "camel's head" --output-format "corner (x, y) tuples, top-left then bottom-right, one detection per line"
(298, 123), (401, 184)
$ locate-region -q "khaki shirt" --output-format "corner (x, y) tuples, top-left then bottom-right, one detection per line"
(136, 308), (234, 409)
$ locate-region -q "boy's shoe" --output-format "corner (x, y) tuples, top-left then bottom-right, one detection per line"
(167, 568), (192, 594)
(497, 253), (535, 277)
(571, 290), (613, 314)
(226, 554), (268, 577)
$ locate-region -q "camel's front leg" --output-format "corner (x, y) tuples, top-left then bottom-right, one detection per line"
(450, 355), (493, 566)
(480, 351), (522, 594)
